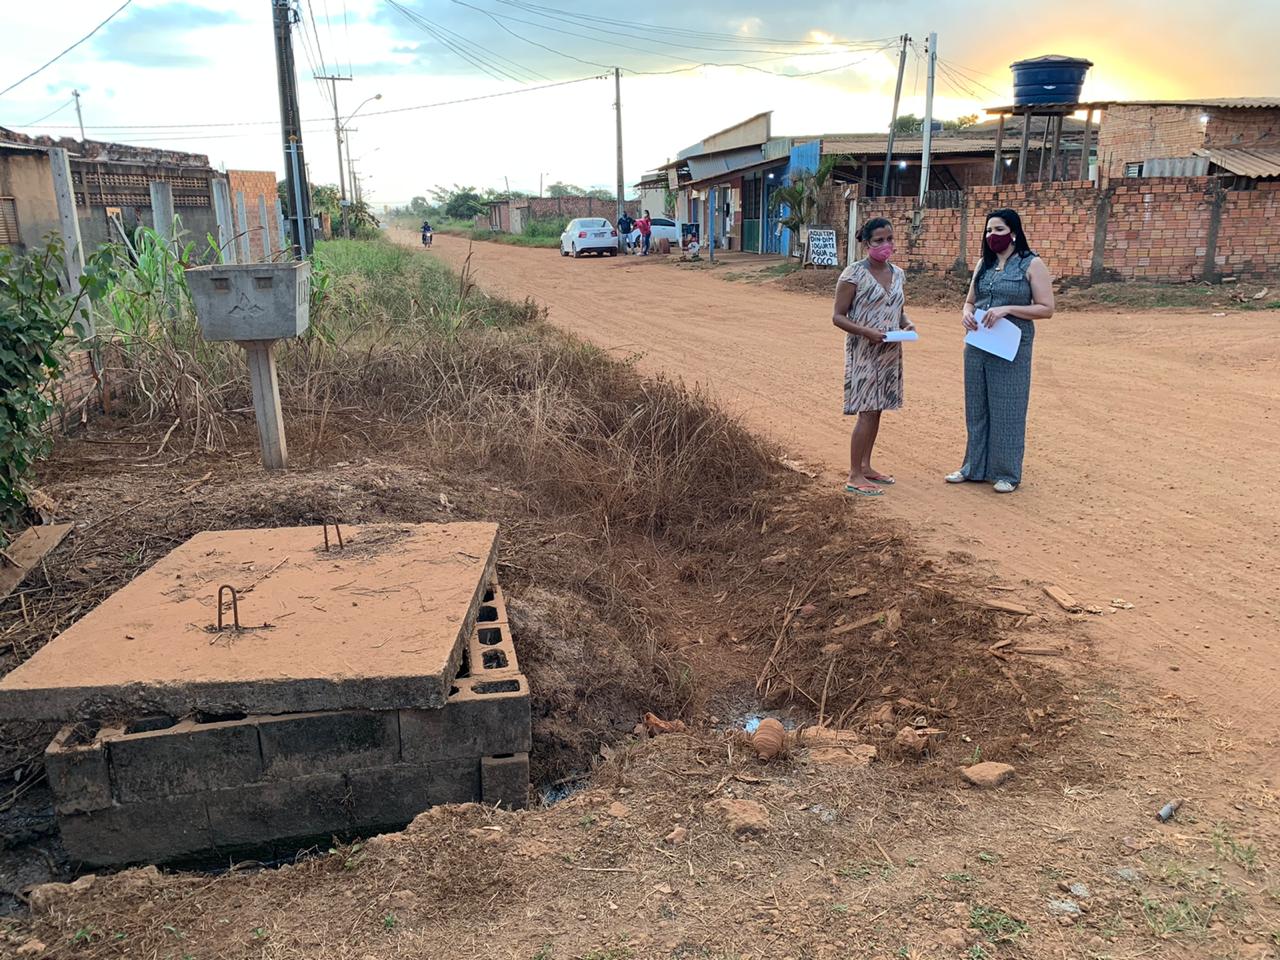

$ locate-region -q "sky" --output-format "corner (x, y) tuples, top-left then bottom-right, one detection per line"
(3, 0), (1278, 208)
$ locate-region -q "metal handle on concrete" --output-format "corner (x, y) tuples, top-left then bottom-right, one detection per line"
(217, 584), (241, 631)
(322, 519), (345, 552)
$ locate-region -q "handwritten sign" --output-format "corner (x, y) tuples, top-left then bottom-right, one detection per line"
(807, 228), (838, 267)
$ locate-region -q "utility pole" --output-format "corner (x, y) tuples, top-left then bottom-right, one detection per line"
(614, 66), (625, 253)
(71, 89), (86, 142)
(272, 0), (312, 258)
(317, 74), (352, 237)
(917, 32), (937, 206)
(881, 34), (910, 197)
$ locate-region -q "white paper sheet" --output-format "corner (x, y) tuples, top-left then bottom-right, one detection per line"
(884, 330), (919, 343)
(964, 309), (1022, 361)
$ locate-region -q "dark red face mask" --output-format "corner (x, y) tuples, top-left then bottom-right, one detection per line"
(986, 232), (1014, 253)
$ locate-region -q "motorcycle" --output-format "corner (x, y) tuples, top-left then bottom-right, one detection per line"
(421, 230), (433, 247)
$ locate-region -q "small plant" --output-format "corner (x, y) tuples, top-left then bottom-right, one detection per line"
(830, 903), (849, 914)
(969, 904), (1028, 942)
(969, 744), (982, 764)
(251, 926), (267, 939)
(967, 946), (991, 960)
(531, 946), (553, 960)
(383, 912), (397, 930)
(1212, 823), (1260, 872)
(1140, 897), (1216, 936)
(977, 851), (999, 864)
(945, 872), (975, 884)
(71, 928), (96, 943)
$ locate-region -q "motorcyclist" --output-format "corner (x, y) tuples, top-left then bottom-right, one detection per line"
(421, 219), (433, 246)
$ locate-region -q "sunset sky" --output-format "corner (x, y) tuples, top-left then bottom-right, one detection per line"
(4, 0), (1277, 205)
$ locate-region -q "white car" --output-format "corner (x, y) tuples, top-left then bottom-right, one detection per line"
(626, 216), (682, 252)
(560, 218), (619, 258)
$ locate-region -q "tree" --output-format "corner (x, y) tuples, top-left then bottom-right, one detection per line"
(767, 155), (839, 261)
(943, 114), (979, 132)
(892, 113), (923, 135)
(310, 184), (341, 219)
(428, 184), (488, 220)
(546, 182), (584, 198)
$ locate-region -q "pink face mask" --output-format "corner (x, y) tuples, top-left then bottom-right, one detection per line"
(868, 241), (894, 263)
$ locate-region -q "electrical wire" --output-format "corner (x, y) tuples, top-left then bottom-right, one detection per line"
(342, 0), (353, 76)
(32, 74), (608, 143)
(938, 57), (1006, 98)
(0, 0), (133, 99)
(389, 0), (547, 82)
(19, 97), (76, 127)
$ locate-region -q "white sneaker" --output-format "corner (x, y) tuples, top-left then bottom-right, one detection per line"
(993, 480), (1017, 493)
(944, 470), (966, 483)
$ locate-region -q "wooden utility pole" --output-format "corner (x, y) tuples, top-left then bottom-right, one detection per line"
(881, 34), (911, 197)
(614, 66), (625, 253)
(273, 0), (312, 258)
(917, 32), (937, 205)
(317, 74), (352, 237)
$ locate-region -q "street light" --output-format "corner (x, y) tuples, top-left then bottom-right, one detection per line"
(344, 93), (383, 128)
(336, 94), (381, 237)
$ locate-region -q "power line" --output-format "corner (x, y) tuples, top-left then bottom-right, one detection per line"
(343, 0), (353, 75)
(29, 75), (608, 141)
(389, 0), (546, 82)
(20, 97), (76, 126)
(0, 0), (133, 98)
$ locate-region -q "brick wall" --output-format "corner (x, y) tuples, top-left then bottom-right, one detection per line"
(227, 170), (278, 261)
(51, 349), (98, 427)
(517, 195), (639, 224)
(1217, 181), (1280, 277)
(1204, 108), (1280, 150)
(838, 176), (1280, 284)
(1098, 105), (1206, 179)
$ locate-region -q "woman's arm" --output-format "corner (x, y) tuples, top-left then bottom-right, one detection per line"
(962, 268), (979, 330)
(989, 258), (1055, 321)
(832, 277), (884, 341)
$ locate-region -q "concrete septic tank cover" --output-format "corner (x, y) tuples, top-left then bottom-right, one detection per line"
(0, 522), (499, 720)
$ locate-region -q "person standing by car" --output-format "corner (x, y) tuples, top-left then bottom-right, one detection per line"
(832, 217), (913, 497)
(617, 211), (634, 252)
(636, 210), (653, 255)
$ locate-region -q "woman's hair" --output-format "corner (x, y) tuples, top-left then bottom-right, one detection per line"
(977, 208), (1033, 278)
(857, 217), (893, 243)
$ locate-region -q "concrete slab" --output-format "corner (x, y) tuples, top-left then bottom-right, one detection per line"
(0, 522), (499, 720)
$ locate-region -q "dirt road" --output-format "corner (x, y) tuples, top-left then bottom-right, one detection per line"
(405, 231), (1280, 748)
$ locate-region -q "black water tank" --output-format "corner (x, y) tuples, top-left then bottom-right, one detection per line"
(1010, 55), (1093, 105)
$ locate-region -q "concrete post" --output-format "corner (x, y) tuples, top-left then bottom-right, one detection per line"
(1201, 183), (1227, 283)
(1089, 187), (1113, 284)
(258, 196), (273, 258)
(243, 340), (288, 470)
(48, 147), (93, 338)
(235, 190), (252, 262)
(149, 181), (175, 245)
(274, 198), (288, 254)
(211, 178), (236, 263)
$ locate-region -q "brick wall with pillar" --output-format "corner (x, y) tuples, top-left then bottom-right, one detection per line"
(227, 170), (278, 261)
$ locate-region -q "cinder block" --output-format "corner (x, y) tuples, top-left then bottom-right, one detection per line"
(107, 718), (263, 803)
(206, 773), (352, 849)
(346, 758), (480, 828)
(45, 724), (114, 815)
(467, 619), (520, 676)
(59, 795), (213, 867)
(476, 582), (509, 625)
(481, 753), (529, 810)
(400, 675), (531, 763)
(257, 710), (399, 780)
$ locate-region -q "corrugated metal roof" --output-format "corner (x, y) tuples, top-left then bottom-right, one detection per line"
(1118, 98), (1280, 110)
(0, 140), (48, 153)
(1193, 147), (1280, 178)
(821, 138), (1008, 156)
(686, 145), (765, 181)
(1144, 156), (1211, 177)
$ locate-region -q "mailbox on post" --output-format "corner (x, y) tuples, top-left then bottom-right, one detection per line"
(187, 262), (311, 471)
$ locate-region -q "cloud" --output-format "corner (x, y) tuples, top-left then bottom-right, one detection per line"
(92, 2), (246, 68)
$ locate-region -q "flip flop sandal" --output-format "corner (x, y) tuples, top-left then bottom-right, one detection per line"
(844, 484), (884, 497)
(867, 475), (896, 485)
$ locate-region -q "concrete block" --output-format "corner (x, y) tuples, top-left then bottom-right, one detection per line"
(346, 758), (480, 829)
(206, 773), (352, 849)
(400, 674), (531, 763)
(107, 718), (263, 803)
(467, 618), (520, 676)
(476, 583), (509, 626)
(44, 724), (114, 814)
(59, 795), (213, 867)
(257, 710), (399, 781)
(186, 262), (311, 341)
(481, 753), (529, 810)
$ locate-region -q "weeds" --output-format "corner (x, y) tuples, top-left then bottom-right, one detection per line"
(1140, 897), (1216, 936)
(969, 905), (1027, 942)
(1211, 823), (1260, 872)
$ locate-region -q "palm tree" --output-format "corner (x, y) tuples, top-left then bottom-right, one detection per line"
(768, 155), (841, 262)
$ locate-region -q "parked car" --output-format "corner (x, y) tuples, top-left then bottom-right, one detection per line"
(626, 217), (682, 252)
(560, 218), (619, 258)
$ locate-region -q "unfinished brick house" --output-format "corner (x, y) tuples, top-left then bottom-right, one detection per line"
(1097, 99), (1280, 181)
